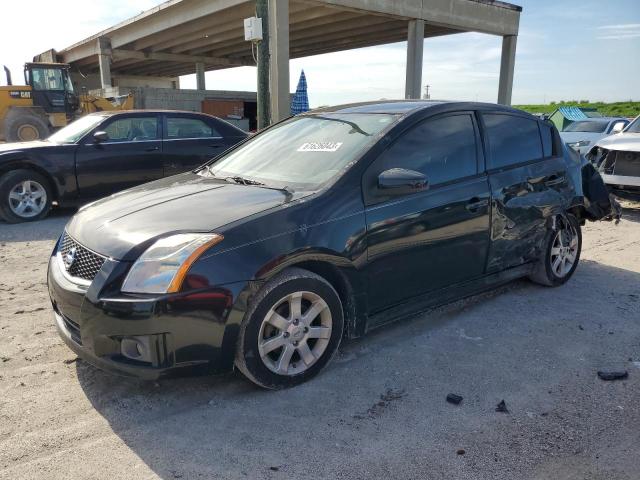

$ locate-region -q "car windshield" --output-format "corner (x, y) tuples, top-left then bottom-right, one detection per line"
(204, 113), (396, 190)
(625, 116), (640, 133)
(563, 120), (609, 133)
(48, 115), (106, 144)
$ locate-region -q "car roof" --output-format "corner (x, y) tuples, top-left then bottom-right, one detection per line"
(306, 100), (526, 116)
(88, 109), (217, 117)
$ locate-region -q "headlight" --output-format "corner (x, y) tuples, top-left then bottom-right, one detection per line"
(567, 140), (591, 148)
(121, 233), (223, 294)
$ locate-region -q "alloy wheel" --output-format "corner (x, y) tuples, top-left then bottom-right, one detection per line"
(258, 291), (332, 376)
(8, 180), (47, 218)
(550, 219), (579, 278)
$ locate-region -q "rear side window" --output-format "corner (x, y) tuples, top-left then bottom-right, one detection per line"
(167, 117), (219, 139)
(483, 114), (543, 168)
(374, 114), (478, 186)
(539, 122), (554, 157)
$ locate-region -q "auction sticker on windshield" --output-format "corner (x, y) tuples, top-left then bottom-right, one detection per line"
(297, 142), (343, 152)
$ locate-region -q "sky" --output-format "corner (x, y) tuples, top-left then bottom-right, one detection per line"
(1, 0), (638, 107)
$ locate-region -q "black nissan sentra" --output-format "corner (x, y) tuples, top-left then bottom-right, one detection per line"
(48, 101), (617, 389)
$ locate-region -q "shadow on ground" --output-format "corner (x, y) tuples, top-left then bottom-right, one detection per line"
(0, 207), (74, 242)
(75, 259), (640, 480)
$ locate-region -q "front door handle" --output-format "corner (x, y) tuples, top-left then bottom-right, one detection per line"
(208, 144), (223, 148)
(145, 146), (160, 152)
(465, 198), (489, 212)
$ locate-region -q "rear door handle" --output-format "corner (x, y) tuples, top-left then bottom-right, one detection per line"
(208, 144), (223, 148)
(465, 198), (489, 212)
(145, 146), (160, 152)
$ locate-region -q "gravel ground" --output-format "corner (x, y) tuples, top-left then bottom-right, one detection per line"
(1, 204), (639, 480)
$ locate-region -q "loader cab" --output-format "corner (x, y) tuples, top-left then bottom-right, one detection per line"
(24, 63), (79, 117)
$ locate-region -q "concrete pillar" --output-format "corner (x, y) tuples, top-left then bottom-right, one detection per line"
(195, 62), (206, 90)
(405, 19), (424, 100)
(268, 0), (290, 122)
(97, 37), (112, 89)
(497, 35), (517, 105)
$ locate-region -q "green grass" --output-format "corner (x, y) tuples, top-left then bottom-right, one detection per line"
(513, 101), (640, 118)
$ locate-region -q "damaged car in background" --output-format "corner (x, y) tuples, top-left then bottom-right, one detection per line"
(588, 115), (640, 201)
(48, 101), (619, 390)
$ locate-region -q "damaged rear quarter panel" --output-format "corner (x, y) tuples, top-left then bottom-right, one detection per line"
(486, 155), (575, 273)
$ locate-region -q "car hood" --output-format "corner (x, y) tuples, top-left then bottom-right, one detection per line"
(593, 133), (640, 152)
(65, 172), (301, 260)
(0, 140), (57, 153)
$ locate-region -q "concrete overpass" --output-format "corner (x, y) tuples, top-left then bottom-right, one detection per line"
(54, 0), (521, 120)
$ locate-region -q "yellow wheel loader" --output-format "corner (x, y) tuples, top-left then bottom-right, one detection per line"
(0, 62), (133, 142)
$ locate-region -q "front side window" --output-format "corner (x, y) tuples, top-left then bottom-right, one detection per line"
(625, 116), (640, 133)
(30, 68), (65, 91)
(483, 114), (543, 169)
(104, 117), (159, 142)
(167, 117), (218, 138)
(372, 114), (478, 186)
(205, 113), (396, 190)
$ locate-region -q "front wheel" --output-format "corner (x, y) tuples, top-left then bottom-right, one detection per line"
(235, 268), (344, 389)
(529, 214), (582, 287)
(0, 169), (53, 223)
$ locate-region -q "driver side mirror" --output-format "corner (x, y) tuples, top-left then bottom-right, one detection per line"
(93, 131), (109, 143)
(611, 122), (625, 134)
(378, 168), (428, 196)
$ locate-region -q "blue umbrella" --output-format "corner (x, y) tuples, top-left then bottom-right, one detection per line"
(291, 70), (309, 115)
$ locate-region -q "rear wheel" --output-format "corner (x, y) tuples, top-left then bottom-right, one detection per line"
(5, 113), (50, 142)
(235, 268), (344, 389)
(0, 169), (52, 223)
(529, 214), (581, 286)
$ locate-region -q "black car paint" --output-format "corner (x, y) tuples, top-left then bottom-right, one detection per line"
(48, 101), (615, 379)
(0, 111), (247, 205)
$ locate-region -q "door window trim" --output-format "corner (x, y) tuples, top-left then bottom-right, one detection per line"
(362, 111), (485, 207)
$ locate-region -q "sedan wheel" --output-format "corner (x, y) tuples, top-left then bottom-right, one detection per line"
(549, 222), (579, 278)
(529, 213), (582, 287)
(0, 169), (53, 223)
(235, 268), (344, 389)
(258, 291), (332, 376)
(8, 180), (48, 218)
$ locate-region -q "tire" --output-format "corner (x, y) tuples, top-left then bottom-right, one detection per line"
(5, 113), (50, 142)
(235, 267), (344, 389)
(0, 169), (53, 223)
(529, 213), (582, 287)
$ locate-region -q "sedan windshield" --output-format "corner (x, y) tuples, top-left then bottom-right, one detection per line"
(204, 113), (396, 190)
(48, 115), (107, 144)
(563, 120), (609, 133)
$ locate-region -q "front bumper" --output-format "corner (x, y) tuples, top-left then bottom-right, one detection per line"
(48, 253), (245, 380)
(601, 174), (640, 201)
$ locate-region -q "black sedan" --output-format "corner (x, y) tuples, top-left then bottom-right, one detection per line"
(48, 101), (617, 389)
(0, 110), (247, 222)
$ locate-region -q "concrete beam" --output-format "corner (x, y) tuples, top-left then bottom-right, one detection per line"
(302, 0), (520, 36)
(111, 48), (248, 67)
(497, 35), (517, 105)
(269, 0), (290, 122)
(196, 62), (206, 90)
(405, 19), (424, 99)
(97, 37), (112, 89)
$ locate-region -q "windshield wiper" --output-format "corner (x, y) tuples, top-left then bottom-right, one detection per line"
(224, 175), (294, 198)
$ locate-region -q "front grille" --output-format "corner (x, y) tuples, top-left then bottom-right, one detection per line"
(58, 232), (107, 282)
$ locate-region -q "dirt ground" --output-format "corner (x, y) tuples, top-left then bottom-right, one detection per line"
(1, 203), (639, 480)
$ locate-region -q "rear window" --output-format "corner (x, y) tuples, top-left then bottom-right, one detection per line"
(483, 114), (543, 169)
(563, 120), (608, 133)
(167, 117), (219, 138)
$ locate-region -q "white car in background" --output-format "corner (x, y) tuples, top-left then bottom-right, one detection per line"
(561, 117), (629, 155)
(587, 115), (640, 202)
